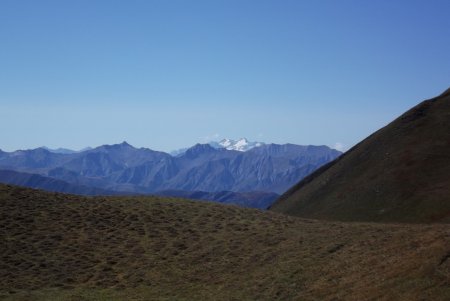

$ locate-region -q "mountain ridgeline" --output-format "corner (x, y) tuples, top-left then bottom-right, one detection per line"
(271, 88), (450, 223)
(0, 142), (341, 203)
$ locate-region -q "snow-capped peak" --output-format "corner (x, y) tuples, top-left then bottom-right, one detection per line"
(170, 138), (265, 156)
(214, 138), (265, 152)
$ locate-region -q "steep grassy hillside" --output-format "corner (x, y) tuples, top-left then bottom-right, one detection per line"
(0, 184), (449, 300)
(271, 89), (450, 223)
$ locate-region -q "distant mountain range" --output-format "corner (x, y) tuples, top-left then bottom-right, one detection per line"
(40, 138), (265, 157)
(0, 169), (118, 196)
(0, 139), (341, 208)
(0, 169), (277, 209)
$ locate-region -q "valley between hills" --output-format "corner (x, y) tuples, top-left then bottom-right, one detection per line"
(1, 89), (450, 300)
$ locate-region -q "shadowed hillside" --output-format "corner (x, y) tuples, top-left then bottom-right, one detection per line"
(1, 184), (449, 300)
(270, 89), (450, 223)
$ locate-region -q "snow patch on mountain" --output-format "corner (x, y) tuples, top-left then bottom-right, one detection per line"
(215, 138), (265, 152)
(170, 138), (265, 156)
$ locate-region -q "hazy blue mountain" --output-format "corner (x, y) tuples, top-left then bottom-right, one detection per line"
(161, 143), (341, 193)
(0, 169), (118, 196)
(155, 190), (279, 209)
(41, 147), (78, 154)
(41, 146), (93, 154)
(170, 147), (188, 157)
(0, 168), (277, 209)
(0, 148), (70, 171)
(0, 141), (342, 196)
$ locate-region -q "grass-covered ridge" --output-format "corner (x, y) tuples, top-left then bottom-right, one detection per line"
(1, 184), (449, 300)
(271, 89), (450, 223)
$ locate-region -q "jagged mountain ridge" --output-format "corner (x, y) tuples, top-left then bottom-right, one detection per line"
(0, 141), (341, 194)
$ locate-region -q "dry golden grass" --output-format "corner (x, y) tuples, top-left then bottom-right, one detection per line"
(0, 184), (449, 300)
(271, 89), (450, 223)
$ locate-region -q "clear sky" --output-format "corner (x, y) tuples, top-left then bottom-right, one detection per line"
(1, 0), (449, 152)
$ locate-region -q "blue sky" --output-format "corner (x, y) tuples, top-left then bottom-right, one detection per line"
(1, 0), (449, 152)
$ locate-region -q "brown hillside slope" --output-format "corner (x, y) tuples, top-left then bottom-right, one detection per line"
(270, 88), (450, 223)
(1, 184), (449, 300)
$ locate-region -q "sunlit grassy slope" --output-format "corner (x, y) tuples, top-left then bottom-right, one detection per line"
(1, 184), (449, 300)
(271, 88), (450, 223)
